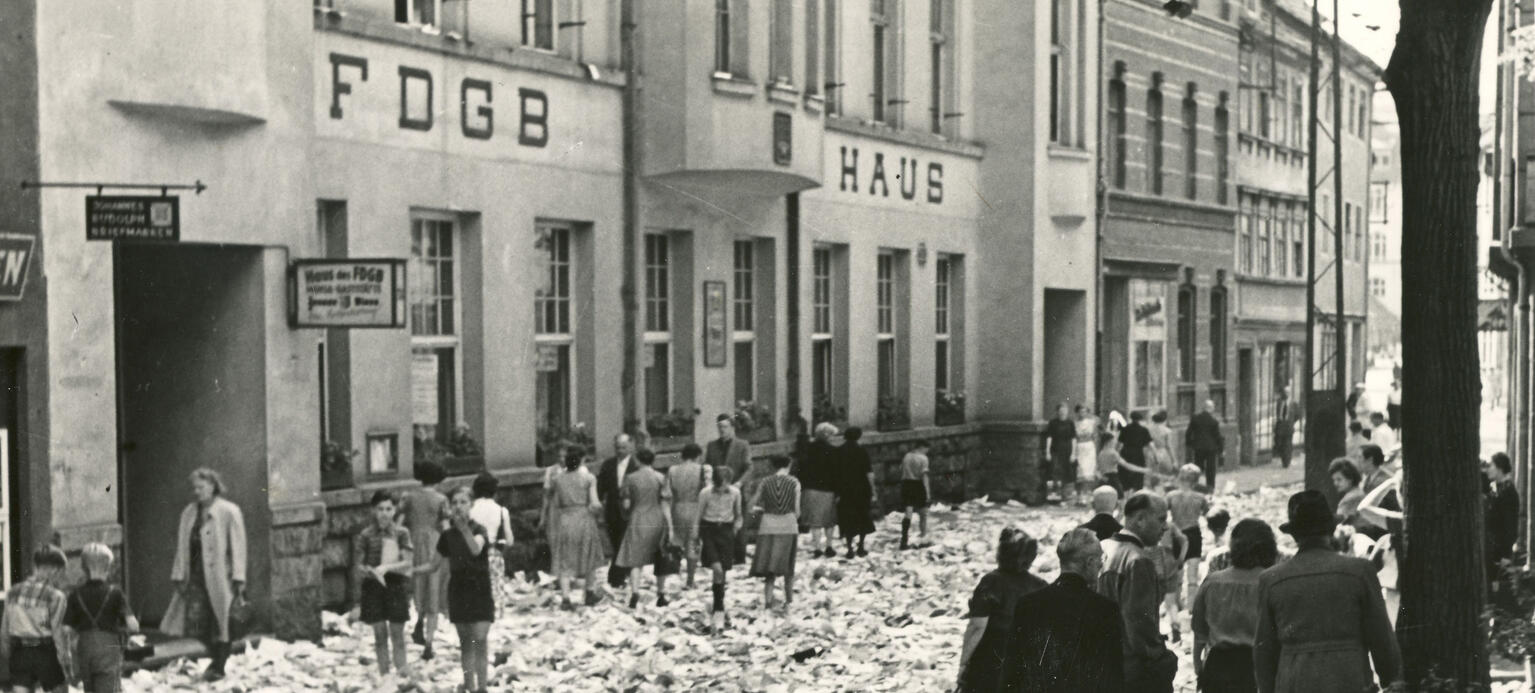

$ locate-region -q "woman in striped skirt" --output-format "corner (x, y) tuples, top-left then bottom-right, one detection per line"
(750, 455), (801, 611)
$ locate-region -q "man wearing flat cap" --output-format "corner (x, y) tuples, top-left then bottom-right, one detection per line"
(1253, 489), (1404, 693)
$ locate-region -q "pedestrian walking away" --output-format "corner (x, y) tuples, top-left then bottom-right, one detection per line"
(1487, 452), (1519, 606)
(899, 440), (933, 550)
(1116, 411), (1153, 491)
(165, 468), (248, 683)
(402, 460), (450, 660)
(1167, 464), (1210, 611)
(955, 527), (1047, 691)
(750, 456), (802, 611)
(1273, 387), (1295, 469)
(1095, 432), (1130, 496)
(2, 546), (70, 693)
(836, 427), (877, 557)
(598, 434), (639, 590)
(420, 485), (495, 693)
(545, 449), (613, 609)
(1185, 400), (1225, 491)
(1080, 486), (1124, 541)
(349, 491), (415, 679)
(615, 448), (676, 608)
(1191, 518), (1278, 693)
(1097, 491), (1179, 693)
(693, 465), (744, 635)
(1255, 490), (1403, 693)
(797, 423), (842, 557)
(667, 442), (710, 588)
(63, 543), (140, 693)
(468, 472), (514, 600)
(1146, 410), (1179, 492)
(1043, 404), (1078, 502)
(961, 528), (1123, 693)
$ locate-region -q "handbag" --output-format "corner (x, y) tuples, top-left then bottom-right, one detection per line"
(653, 542), (683, 576)
(228, 594), (254, 640)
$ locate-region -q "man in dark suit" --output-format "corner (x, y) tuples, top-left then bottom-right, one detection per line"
(962, 527), (1123, 692)
(1185, 399), (1225, 491)
(596, 433), (636, 589)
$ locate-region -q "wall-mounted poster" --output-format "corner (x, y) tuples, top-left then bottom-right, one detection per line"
(703, 280), (727, 368)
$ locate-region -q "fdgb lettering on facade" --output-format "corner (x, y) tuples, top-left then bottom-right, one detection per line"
(327, 51), (549, 148)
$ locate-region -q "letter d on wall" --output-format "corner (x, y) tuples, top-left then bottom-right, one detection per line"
(398, 66), (434, 131)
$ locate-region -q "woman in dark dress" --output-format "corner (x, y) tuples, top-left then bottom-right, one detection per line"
(421, 485), (494, 693)
(836, 427), (877, 557)
(796, 423), (842, 557)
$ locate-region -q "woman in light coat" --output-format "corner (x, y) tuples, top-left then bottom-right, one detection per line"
(168, 468), (248, 682)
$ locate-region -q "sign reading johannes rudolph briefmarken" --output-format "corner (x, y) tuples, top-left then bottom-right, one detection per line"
(289, 259), (407, 329)
(86, 195), (180, 242)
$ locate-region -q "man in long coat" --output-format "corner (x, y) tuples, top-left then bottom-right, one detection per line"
(1185, 400), (1224, 490)
(596, 434), (636, 588)
(1254, 490), (1403, 693)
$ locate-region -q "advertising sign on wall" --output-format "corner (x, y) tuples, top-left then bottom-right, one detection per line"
(0, 235), (35, 302)
(289, 259), (407, 328)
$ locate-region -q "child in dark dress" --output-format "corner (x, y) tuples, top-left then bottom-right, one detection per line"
(63, 543), (138, 693)
(350, 491), (415, 678)
(420, 485), (494, 693)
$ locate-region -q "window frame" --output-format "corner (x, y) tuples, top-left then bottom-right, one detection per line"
(410, 213), (464, 445)
(1215, 93), (1229, 204)
(1109, 69), (1128, 189)
(770, 0), (795, 85)
(1177, 282), (1196, 383)
(521, 0), (556, 52)
(1147, 79), (1164, 195)
(1209, 285), (1228, 382)
(643, 233), (673, 417)
(930, 0), (955, 136)
(935, 255), (952, 393)
(733, 240), (757, 404)
(396, 0), (441, 29)
(1129, 279), (1169, 410)
(1182, 88), (1198, 200)
(811, 245), (836, 406)
(824, 0), (842, 115)
(535, 221), (577, 435)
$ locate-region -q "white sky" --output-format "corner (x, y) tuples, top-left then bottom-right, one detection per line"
(1318, 0), (1502, 116)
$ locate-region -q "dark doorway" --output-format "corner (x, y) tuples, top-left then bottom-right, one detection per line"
(1043, 289), (1088, 413)
(115, 245), (270, 629)
(1238, 347), (1255, 466)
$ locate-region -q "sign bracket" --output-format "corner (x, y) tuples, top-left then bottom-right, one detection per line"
(20, 180), (206, 195)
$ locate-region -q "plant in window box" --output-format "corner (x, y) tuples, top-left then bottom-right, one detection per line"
(935, 389), (967, 426)
(876, 396), (912, 432)
(536, 422), (595, 468)
(811, 395), (846, 429)
(416, 424), (485, 475)
(645, 408), (700, 450)
(733, 400), (777, 443)
(320, 440), (357, 490)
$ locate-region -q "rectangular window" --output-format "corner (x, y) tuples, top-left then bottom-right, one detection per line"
(1238, 195), (1253, 274)
(1148, 85), (1164, 195)
(1292, 81), (1305, 146)
(1209, 286), (1227, 381)
(806, 0), (821, 96)
(930, 0), (954, 135)
(644, 234), (671, 418)
(1274, 73), (1288, 145)
(935, 256), (951, 392)
(875, 252), (895, 403)
(715, 0), (731, 73)
(1274, 201), (1288, 278)
(1177, 284), (1196, 382)
(535, 223), (575, 434)
(1257, 198), (1271, 276)
(1358, 90), (1369, 138)
(1347, 86), (1356, 137)
(1372, 231), (1386, 262)
(1258, 90), (1270, 139)
(1292, 204), (1305, 277)
(1051, 0), (1072, 145)
(871, 0), (900, 127)
(396, 0), (439, 27)
(1371, 277), (1386, 297)
(1109, 76), (1127, 189)
(812, 246), (835, 413)
(824, 0), (842, 114)
(1215, 97), (1229, 204)
(771, 0), (793, 84)
(1370, 182), (1389, 222)
(1183, 93), (1198, 200)
(522, 0), (555, 51)
(733, 240), (756, 404)
(1320, 193), (1332, 255)
(1130, 279), (1168, 409)
(411, 216), (459, 445)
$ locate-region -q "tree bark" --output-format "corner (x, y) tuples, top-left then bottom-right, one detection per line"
(1384, 0), (1492, 687)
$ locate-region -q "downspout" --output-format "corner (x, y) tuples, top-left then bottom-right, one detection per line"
(786, 194), (802, 432)
(620, 0), (641, 436)
(1094, 0), (1107, 412)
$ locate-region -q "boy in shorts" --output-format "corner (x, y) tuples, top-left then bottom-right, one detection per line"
(351, 491), (415, 678)
(899, 440), (932, 550)
(1, 546), (70, 693)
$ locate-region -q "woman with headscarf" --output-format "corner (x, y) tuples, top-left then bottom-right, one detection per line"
(835, 427), (877, 558)
(168, 468), (247, 682)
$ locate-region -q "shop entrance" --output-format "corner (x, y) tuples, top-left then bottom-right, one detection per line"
(1238, 347), (1255, 466)
(0, 349), (27, 589)
(114, 245), (270, 627)
(1043, 289), (1088, 412)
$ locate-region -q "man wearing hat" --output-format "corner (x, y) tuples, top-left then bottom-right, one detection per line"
(1253, 490), (1403, 693)
(705, 413), (753, 488)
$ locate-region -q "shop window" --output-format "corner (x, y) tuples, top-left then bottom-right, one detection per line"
(410, 216), (461, 452)
(823, 0), (842, 114)
(1109, 65), (1127, 189)
(644, 234), (672, 419)
(1183, 86), (1198, 200)
(396, 0), (439, 27)
(522, 0), (555, 51)
(535, 222), (575, 437)
(935, 256), (951, 391)
(931, 0), (955, 136)
(771, 0), (794, 85)
(1130, 279), (1168, 410)
(734, 240), (756, 405)
(1147, 76), (1164, 195)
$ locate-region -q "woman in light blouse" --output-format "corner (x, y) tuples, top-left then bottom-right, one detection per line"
(1192, 518), (1278, 693)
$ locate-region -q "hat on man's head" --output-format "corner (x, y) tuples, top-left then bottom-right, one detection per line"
(1279, 489), (1336, 537)
(716, 413), (733, 423)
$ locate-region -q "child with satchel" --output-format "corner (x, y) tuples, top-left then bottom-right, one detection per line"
(63, 543), (139, 693)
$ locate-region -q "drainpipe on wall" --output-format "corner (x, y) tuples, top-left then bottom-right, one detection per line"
(1094, 0), (1107, 412)
(619, 0), (641, 438)
(786, 194), (802, 432)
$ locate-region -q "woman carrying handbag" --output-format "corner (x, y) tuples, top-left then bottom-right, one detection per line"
(166, 468), (248, 683)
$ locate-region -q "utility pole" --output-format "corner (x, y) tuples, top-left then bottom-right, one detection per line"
(620, 0), (641, 439)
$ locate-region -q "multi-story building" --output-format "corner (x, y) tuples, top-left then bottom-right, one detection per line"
(1230, 0), (1375, 464)
(0, 0), (1093, 636)
(1368, 90), (1401, 351)
(1099, 0), (1240, 460)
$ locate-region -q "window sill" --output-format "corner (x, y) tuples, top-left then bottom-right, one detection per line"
(712, 73), (758, 98)
(803, 93), (825, 114)
(1047, 144), (1092, 162)
(1234, 273), (1307, 287)
(767, 81), (801, 106)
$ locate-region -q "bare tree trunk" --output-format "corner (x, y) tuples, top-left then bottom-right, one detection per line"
(1384, 0), (1492, 687)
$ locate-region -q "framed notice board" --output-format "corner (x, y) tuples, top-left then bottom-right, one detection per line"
(703, 280), (727, 368)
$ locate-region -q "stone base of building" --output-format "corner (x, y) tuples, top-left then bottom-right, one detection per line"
(270, 502), (326, 642)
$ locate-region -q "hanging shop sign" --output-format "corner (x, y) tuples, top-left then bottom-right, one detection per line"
(0, 234), (36, 302)
(288, 259), (407, 328)
(86, 195), (180, 242)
